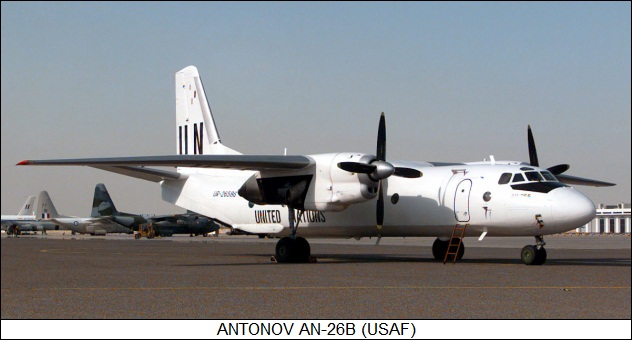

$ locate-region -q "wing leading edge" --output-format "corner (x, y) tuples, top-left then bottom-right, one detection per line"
(18, 155), (313, 173)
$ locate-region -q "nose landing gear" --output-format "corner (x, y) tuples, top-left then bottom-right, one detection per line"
(521, 235), (547, 265)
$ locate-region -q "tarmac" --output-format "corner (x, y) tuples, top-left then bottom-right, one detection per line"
(1, 232), (630, 319)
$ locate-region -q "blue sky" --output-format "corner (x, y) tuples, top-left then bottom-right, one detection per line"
(2, 2), (630, 215)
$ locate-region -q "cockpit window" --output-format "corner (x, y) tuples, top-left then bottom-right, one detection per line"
(525, 171), (544, 182)
(512, 173), (525, 183)
(540, 171), (557, 181)
(498, 173), (512, 184)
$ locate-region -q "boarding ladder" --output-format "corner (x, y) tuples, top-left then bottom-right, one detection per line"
(443, 224), (468, 264)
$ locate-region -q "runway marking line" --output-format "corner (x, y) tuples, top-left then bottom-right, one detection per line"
(2, 286), (630, 292)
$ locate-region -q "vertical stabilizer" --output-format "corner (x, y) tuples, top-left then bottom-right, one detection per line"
(17, 196), (36, 216)
(36, 191), (60, 219)
(175, 66), (240, 155)
(91, 183), (119, 217)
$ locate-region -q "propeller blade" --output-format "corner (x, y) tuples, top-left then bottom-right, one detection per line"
(337, 162), (376, 174)
(376, 181), (384, 230)
(525, 125), (614, 186)
(377, 112), (386, 161)
(547, 164), (570, 175)
(556, 174), (615, 187)
(394, 167), (423, 178)
(527, 125), (539, 167)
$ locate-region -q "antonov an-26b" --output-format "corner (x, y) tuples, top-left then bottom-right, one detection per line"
(19, 66), (615, 265)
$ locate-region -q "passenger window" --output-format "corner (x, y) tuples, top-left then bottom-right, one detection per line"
(498, 173), (512, 184)
(525, 171), (543, 182)
(540, 171), (557, 181)
(512, 173), (525, 183)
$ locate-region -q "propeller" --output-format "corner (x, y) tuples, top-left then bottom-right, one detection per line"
(527, 125), (570, 175)
(527, 125), (615, 187)
(337, 113), (422, 231)
(527, 125), (540, 167)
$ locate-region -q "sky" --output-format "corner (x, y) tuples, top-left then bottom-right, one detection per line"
(1, 2), (630, 216)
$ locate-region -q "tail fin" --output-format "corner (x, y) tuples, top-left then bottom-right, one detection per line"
(175, 66), (240, 155)
(91, 183), (119, 217)
(17, 196), (36, 216)
(36, 191), (60, 219)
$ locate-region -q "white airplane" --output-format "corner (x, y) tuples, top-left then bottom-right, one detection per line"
(18, 66), (614, 264)
(1, 196), (37, 229)
(2, 191), (67, 235)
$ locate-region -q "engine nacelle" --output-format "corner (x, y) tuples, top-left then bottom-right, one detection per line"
(303, 153), (378, 212)
(237, 153), (378, 212)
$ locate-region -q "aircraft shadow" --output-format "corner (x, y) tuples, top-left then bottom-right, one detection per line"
(174, 254), (630, 267)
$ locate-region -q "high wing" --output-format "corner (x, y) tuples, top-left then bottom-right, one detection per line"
(18, 155), (314, 181)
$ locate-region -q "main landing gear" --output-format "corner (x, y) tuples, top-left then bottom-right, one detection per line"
(274, 208), (312, 263)
(432, 238), (464, 262)
(521, 235), (547, 265)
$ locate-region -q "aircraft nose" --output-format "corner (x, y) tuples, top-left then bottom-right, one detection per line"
(550, 187), (595, 230)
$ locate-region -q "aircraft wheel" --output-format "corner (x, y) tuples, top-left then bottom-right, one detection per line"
(432, 239), (448, 261)
(521, 245), (538, 265)
(455, 242), (465, 261)
(275, 237), (312, 263)
(295, 237), (311, 263)
(533, 247), (547, 265)
(275, 237), (295, 263)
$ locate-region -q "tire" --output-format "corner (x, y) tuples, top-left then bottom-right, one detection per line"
(294, 237), (311, 263)
(275, 237), (295, 263)
(521, 245), (538, 265)
(432, 239), (448, 261)
(456, 242), (465, 261)
(533, 247), (547, 265)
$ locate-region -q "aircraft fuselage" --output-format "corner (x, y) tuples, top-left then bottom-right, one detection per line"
(162, 155), (595, 239)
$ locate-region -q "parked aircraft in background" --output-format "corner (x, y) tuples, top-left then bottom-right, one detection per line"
(90, 183), (219, 237)
(1, 196), (36, 231)
(2, 191), (68, 235)
(33, 190), (126, 236)
(19, 66), (614, 264)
